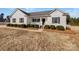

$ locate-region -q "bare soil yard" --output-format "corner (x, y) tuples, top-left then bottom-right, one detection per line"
(0, 27), (79, 51)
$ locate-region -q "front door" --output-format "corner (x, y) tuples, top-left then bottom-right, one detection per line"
(42, 18), (45, 25)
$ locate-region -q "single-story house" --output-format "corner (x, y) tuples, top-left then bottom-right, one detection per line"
(10, 8), (69, 28)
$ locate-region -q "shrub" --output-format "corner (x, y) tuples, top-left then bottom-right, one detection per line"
(50, 25), (56, 30)
(12, 24), (18, 27)
(27, 24), (30, 27)
(7, 24), (39, 28)
(56, 25), (65, 31)
(10, 24), (14, 27)
(14, 24), (18, 27)
(27, 24), (39, 28)
(7, 24), (27, 28)
(19, 24), (27, 28)
(30, 24), (34, 28)
(33, 25), (39, 28)
(17, 24), (21, 27)
(27, 24), (34, 28)
(44, 25), (50, 29)
(7, 24), (11, 26)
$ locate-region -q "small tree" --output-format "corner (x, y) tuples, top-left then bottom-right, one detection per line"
(0, 13), (5, 22)
(66, 15), (70, 24)
(6, 16), (10, 22)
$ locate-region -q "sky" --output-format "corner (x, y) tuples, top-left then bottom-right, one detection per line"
(0, 8), (79, 18)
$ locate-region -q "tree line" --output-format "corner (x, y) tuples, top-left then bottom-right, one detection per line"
(67, 15), (79, 26)
(0, 13), (10, 22)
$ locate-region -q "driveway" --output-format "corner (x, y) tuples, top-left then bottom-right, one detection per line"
(71, 26), (79, 33)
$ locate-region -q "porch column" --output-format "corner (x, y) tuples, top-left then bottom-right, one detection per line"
(40, 17), (42, 26)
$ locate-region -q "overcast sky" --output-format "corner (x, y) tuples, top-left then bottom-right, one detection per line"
(0, 8), (79, 18)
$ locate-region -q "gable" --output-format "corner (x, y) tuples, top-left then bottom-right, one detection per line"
(50, 10), (64, 17)
(11, 9), (26, 18)
(10, 9), (30, 18)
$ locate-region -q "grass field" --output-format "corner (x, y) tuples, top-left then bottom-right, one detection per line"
(0, 27), (79, 51)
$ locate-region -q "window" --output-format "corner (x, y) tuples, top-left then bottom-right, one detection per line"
(32, 19), (40, 22)
(52, 17), (60, 23)
(19, 18), (24, 23)
(32, 19), (35, 22)
(12, 18), (16, 23)
(37, 19), (40, 22)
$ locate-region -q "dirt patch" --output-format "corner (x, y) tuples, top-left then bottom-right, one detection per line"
(0, 27), (79, 51)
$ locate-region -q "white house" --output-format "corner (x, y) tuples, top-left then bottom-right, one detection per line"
(10, 8), (69, 28)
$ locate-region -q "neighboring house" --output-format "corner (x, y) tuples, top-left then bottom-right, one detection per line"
(10, 8), (69, 28)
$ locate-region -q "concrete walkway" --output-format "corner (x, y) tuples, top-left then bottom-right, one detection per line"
(69, 26), (79, 34)
(0, 25), (43, 32)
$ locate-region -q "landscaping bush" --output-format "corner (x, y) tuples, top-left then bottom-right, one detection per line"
(17, 24), (21, 27)
(56, 25), (65, 31)
(27, 24), (34, 28)
(10, 24), (14, 27)
(7, 24), (11, 26)
(27, 24), (30, 27)
(27, 24), (39, 28)
(44, 25), (50, 29)
(7, 24), (27, 28)
(20, 24), (27, 28)
(14, 24), (18, 27)
(12, 24), (18, 27)
(7, 24), (39, 28)
(7, 24), (13, 27)
(33, 25), (39, 28)
(30, 24), (34, 28)
(50, 25), (56, 30)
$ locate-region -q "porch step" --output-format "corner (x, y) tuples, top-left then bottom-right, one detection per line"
(40, 25), (45, 29)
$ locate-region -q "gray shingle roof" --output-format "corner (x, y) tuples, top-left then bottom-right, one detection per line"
(10, 8), (69, 17)
(29, 10), (52, 16)
(29, 9), (69, 17)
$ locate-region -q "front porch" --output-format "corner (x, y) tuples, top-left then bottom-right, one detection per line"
(30, 17), (47, 28)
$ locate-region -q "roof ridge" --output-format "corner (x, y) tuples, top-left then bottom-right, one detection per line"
(17, 8), (30, 15)
(29, 10), (52, 13)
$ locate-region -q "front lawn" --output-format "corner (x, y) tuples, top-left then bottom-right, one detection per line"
(0, 27), (78, 51)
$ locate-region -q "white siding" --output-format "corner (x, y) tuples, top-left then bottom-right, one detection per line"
(45, 10), (67, 28)
(10, 9), (67, 28)
(10, 9), (28, 25)
(27, 16), (31, 24)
